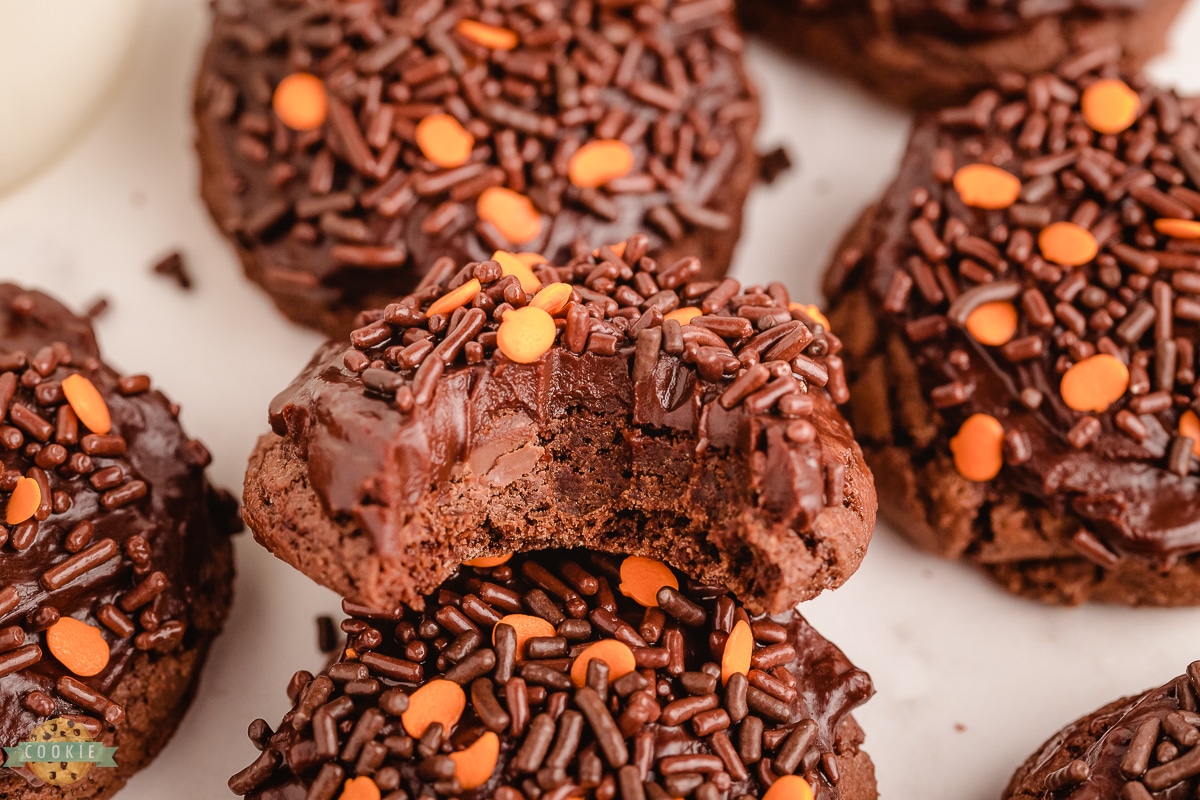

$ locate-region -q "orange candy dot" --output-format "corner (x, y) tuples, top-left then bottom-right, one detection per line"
(763, 775), (815, 800)
(1154, 218), (1200, 239)
(496, 306), (557, 364)
(339, 777), (381, 800)
(272, 72), (328, 131)
(1180, 410), (1200, 458)
(1081, 78), (1141, 135)
(401, 679), (466, 737)
(568, 140), (636, 189)
(664, 307), (702, 325)
(415, 113), (475, 169)
(952, 164), (1022, 210)
(455, 19), (519, 50)
(6, 476), (40, 525)
(529, 283), (573, 315)
(789, 302), (831, 331)
(464, 553), (513, 568)
(46, 617), (110, 677)
(618, 556), (679, 607)
(493, 614), (557, 660)
(426, 278), (481, 317)
(570, 640), (637, 687)
(62, 374), (111, 435)
(492, 250), (544, 294)
(450, 731), (500, 790)
(1061, 354), (1130, 413)
(1039, 221), (1098, 267)
(721, 619), (753, 685)
(965, 301), (1019, 346)
(950, 414), (1005, 482)
(478, 188), (543, 246)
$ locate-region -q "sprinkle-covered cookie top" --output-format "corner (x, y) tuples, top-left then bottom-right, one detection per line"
(793, 1), (1147, 35)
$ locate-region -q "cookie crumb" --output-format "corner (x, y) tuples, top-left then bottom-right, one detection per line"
(758, 145), (793, 184)
(152, 251), (192, 290)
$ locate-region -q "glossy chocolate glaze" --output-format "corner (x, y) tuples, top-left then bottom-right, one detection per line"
(796, 0), (1147, 36)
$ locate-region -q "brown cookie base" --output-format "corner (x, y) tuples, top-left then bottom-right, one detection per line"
(0, 531), (234, 799)
(826, 206), (1200, 607)
(738, 0), (1187, 109)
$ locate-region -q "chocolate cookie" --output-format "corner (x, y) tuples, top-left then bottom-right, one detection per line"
(825, 52), (1200, 605)
(195, 0), (761, 336)
(229, 550), (876, 800)
(0, 285), (239, 798)
(1004, 662), (1200, 800)
(245, 236), (875, 615)
(738, 0), (1187, 109)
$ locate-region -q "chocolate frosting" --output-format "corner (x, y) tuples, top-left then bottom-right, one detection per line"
(832, 55), (1200, 564)
(794, 0), (1147, 36)
(0, 285), (239, 753)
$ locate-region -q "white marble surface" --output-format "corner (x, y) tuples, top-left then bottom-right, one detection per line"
(1, 2), (1200, 798)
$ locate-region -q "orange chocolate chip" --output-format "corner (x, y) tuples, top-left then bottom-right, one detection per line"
(1154, 218), (1200, 239)
(415, 113), (475, 169)
(62, 374), (111, 435)
(618, 556), (679, 607)
(952, 164), (1022, 210)
(1061, 354), (1130, 413)
(401, 679), (466, 737)
(338, 776), (381, 800)
(763, 775), (815, 800)
(1180, 410), (1200, 457)
(496, 306), (557, 364)
(46, 617), (110, 678)
(455, 19), (519, 50)
(965, 301), (1019, 346)
(493, 614), (557, 660)
(450, 731), (500, 790)
(529, 283), (573, 315)
(1039, 221), (1098, 267)
(570, 640), (637, 687)
(568, 140), (635, 189)
(664, 307), (702, 325)
(492, 250), (543, 294)
(6, 476), (40, 525)
(272, 72), (328, 131)
(464, 553), (513, 568)
(426, 278), (481, 317)
(1081, 78), (1141, 135)
(477, 187), (543, 246)
(949, 414), (1005, 482)
(721, 619), (753, 685)
(789, 302), (831, 331)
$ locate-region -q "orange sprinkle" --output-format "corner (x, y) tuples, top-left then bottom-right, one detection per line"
(62, 374), (111, 434)
(592, 242), (628, 259)
(1081, 78), (1141, 135)
(570, 640), (637, 687)
(618, 556), (679, 607)
(965, 301), (1019, 346)
(464, 553), (513, 568)
(1154, 218), (1200, 239)
(1180, 410), (1200, 458)
(952, 164), (1022, 210)
(1061, 354), (1130, 412)
(6, 476), (40, 525)
(272, 72), (328, 131)
(789, 302), (831, 331)
(401, 679), (466, 737)
(568, 140), (636, 189)
(664, 307), (702, 325)
(529, 283), (573, 315)
(450, 731), (500, 790)
(949, 414), (1005, 482)
(427, 278), (481, 317)
(46, 618), (110, 677)
(455, 19), (519, 50)
(493, 614), (557, 660)
(338, 777), (381, 800)
(478, 187), (543, 246)
(763, 775), (815, 800)
(415, 113), (475, 169)
(492, 250), (543, 294)
(1039, 221), (1098, 267)
(721, 619), (753, 684)
(496, 306), (557, 364)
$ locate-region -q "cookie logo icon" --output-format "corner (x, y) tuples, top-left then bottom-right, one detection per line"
(3, 717), (118, 786)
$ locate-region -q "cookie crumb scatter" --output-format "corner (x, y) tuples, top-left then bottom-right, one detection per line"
(151, 251), (193, 290)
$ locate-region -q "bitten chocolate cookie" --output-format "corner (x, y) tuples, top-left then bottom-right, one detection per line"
(0, 285), (239, 798)
(229, 550), (876, 800)
(1004, 662), (1200, 800)
(737, 1), (1187, 109)
(825, 52), (1200, 605)
(195, 0), (760, 336)
(245, 235), (875, 615)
